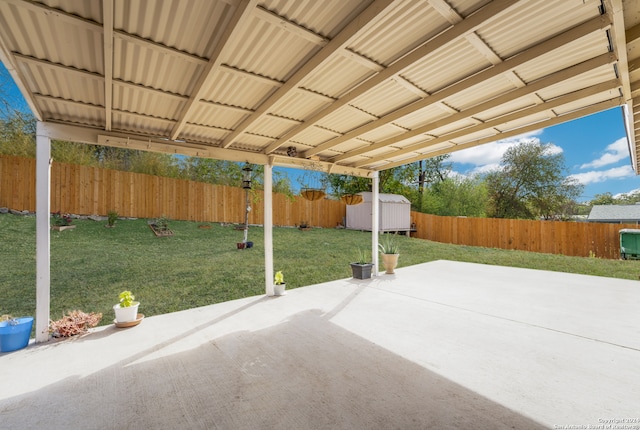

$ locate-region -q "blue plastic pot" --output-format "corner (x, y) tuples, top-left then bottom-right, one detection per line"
(0, 317), (33, 352)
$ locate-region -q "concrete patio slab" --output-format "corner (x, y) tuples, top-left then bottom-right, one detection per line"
(1, 260), (639, 429)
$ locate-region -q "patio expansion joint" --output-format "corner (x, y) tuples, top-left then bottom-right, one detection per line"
(368, 286), (640, 353)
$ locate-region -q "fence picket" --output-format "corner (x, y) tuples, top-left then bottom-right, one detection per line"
(1, 154), (637, 260)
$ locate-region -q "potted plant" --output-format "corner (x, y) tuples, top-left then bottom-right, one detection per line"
(49, 310), (102, 338)
(0, 315), (33, 352)
(113, 290), (140, 324)
(149, 215), (173, 237)
(274, 271), (286, 296)
(51, 211), (75, 231)
(378, 233), (400, 274)
(106, 210), (118, 228)
(350, 248), (374, 279)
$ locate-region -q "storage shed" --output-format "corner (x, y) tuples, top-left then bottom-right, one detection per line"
(346, 192), (411, 233)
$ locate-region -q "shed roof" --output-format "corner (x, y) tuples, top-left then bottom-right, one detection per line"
(360, 192), (410, 204)
(587, 204), (640, 221)
(0, 0), (638, 175)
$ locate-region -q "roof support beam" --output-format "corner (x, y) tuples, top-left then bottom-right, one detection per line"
(331, 52), (617, 163)
(355, 79), (621, 168)
(103, 0), (114, 131)
(254, 6), (328, 47)
(170, 0), (258, 140)
(221, 0), (400, 149)
(35, 124), (51, 343)
(306, 13), (613, 159)
(270, 0), (521, 156)
(378, 97), (624, 170)
(603, 0), (636, 170)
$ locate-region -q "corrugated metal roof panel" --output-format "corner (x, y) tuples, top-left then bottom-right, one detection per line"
(270, 90), (332, 121)
(114, 0), (235, 58)
(0, 0), (634, 174)
(429, 118), (478, 137)
(263, 0), (371, 39)
(300, 54), (375, 98)
(112, 112), (175, 137)
(113, 83), (185, 121)
(328, 139), (373, 156)
(552, 92), (621, 116)
(294, 125), (342, 148)
(352, 79), (421, 117)
(246, 115), (300, 139)
(316, 105), (376, 134)
(188, 102), (248, 130)
(393, 105), (454, 130)
(514, 33), (610, 83)
(200, 68), (279, 110)
(358, 123), (412, 143)
(37, 97), (104, 127)
(39, 0), (102, 21)
(536, 67), (618, 100)
(349, 1), (450, 65)
(474, 98), (537, 123)
(113, 36), (203, 96)
(224, 15), (321, 81)
(180, 123), (227, 145)
(0, 1), (103, 73)
(16, 57), (104, 105)
(444, 75), (515, 112)
(402, 37), (489, 93)
(478, 0), (600, 59)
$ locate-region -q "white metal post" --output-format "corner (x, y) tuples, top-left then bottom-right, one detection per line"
(35, 123), (52, 343)
(264, 161), (274, 296)
(371, 171), (380, 276)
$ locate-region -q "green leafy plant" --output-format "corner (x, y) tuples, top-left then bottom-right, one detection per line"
(107, 210), (118, 227)
(274, 271), (284, 285)
(155, 215), (169, 231)
(378, 233), (399, 254)
(354, 248), (371, 264)
(52, 211), (72, 226)
(119, 290), (136, 308)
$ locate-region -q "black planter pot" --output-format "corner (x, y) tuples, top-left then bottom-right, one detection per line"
(350, 263), (373, 279)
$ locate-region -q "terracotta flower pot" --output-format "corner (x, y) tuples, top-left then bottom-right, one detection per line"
(381, 253), (399, 274)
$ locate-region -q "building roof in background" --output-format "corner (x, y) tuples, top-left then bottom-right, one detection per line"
(359, 192), (410, 204)
(587, 204), (640, 221)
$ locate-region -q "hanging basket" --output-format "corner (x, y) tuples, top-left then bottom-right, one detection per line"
(300, 188), (326, 201)
(341, 194), (363, 205)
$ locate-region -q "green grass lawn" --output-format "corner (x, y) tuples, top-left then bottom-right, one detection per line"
(1, 213), (638, 327)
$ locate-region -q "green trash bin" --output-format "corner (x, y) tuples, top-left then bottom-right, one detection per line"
(619, 229), (640, 260)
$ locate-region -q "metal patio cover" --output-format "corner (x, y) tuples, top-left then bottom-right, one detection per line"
(0, 0), (638, 175)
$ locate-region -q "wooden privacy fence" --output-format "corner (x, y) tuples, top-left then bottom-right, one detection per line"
(412, 212), (636, 260)
(0, 154), (345, 228)
(1, 154), (635, 259)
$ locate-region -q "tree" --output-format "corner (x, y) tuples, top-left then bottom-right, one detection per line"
(421, 175), (488, 217)
(589, 192), (616, 206)
(0, 111), (36, 157)
(485, 141), (583, 219)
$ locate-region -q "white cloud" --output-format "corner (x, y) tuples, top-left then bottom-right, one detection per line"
(569, 165), (635, 185)
(614, 188), (640, 199)
(579, 137), (629, 169)
(449, 134), (561, 172)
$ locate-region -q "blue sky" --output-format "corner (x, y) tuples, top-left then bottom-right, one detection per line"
(2, 63), (637, 201)
(449, 107), (638, 201)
